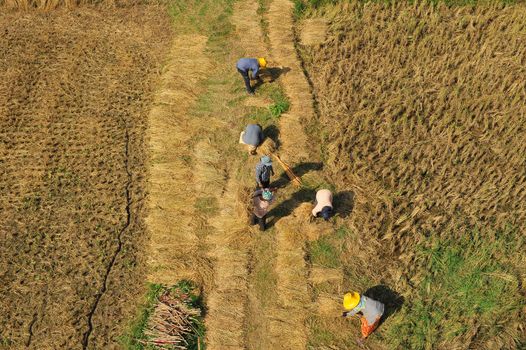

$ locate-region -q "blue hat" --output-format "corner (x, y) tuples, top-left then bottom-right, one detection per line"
(261, 155), (272, 166)
(262, 189), (273, 201)
(321, 206), (332, 221)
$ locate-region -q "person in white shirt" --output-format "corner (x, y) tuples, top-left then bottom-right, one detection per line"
(312, 189), (333, 221)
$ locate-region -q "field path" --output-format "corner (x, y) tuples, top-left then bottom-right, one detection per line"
(146, 31), (251, 349)
(231, 0), (320, 348)
(233, 0), (267, 57)
(262, 0), (319, 348)
(147, 1), (320, 349)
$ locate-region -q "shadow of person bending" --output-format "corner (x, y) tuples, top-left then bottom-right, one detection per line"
(272, 162), (324, 188)
(333, 190), (355, 219)
(254, 66), (291, 89)
(363, 285), (404, 327)
(263, 125), (281, 149)
(266, 187), (315, 228)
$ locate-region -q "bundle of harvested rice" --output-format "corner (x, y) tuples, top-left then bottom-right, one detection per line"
(316, 294), (342, 317)
(141, 288), (202, 349)
(257, 137), (276, 155)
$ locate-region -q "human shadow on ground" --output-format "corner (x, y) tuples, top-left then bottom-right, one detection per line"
(363, 285), (404, 327)
(333, 191), (355, 219)
(266, 187), (316, 228)
(263, 125), (280, 149)
(255, 66), (291, 89)
(272, 162), (324, 188)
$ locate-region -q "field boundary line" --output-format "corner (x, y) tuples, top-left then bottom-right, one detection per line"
(82, 127), (132, 350)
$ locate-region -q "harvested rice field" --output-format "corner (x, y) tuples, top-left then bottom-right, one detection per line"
(2, 0), (526, 349)
(0, 6), (172, 349)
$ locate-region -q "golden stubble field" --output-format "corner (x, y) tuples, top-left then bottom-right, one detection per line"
(301, 1), (526, 348)
(0, 6), (171, 349)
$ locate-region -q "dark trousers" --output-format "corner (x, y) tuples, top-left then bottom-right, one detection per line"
(257, 179), (271, 189)
(237, 68), (253, 93)
(251, 213), (266, 231)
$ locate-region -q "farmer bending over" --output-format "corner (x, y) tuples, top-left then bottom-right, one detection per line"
(342, 292), (385, 345)
(255, 155), (274, 189)
(236, 57), (267, 94)
(251, 188), (276, 231)
(312, 189), (333, 221)
(239, 124), (263, 155)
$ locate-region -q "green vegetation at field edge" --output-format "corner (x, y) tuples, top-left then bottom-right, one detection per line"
(119, 283), (163, 350)
(387, 226), (523, 349)
(120, 281), (205, 350)
(268, 86), (290, 118)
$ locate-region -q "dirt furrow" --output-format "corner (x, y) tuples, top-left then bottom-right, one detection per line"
(82, 126), (132, 350)
(146, 35), (212, 285)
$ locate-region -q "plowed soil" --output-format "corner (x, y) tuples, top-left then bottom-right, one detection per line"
(0, 7), (171, 349)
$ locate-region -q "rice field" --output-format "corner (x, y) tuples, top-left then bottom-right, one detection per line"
(2, 0), (526, 349)
(299, 1), (526, 348)
(0, 6), (171, 349)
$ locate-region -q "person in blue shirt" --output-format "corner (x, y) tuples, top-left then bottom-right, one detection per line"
(239, 124), (264, 155)
(342, 292), (385, 345)
(236, 57), (267, 94)
(255, 155), (275, 188)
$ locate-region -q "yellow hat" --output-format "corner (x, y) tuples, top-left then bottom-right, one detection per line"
(258, 57), (267, 68)
(343, 292), (360, 310)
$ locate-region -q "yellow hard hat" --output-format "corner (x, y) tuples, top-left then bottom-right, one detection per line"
(258, 57), (267, 68)
(343, 292), (360, 310)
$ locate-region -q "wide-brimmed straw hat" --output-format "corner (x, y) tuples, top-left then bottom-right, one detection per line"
(261, 155), (272, 166)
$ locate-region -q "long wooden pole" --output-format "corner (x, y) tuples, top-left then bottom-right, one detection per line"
(273, 154), (301, 187)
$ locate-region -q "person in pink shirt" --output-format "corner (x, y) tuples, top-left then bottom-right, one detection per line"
(251, 188), (276, 231)
(312, 189), (333, 221)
